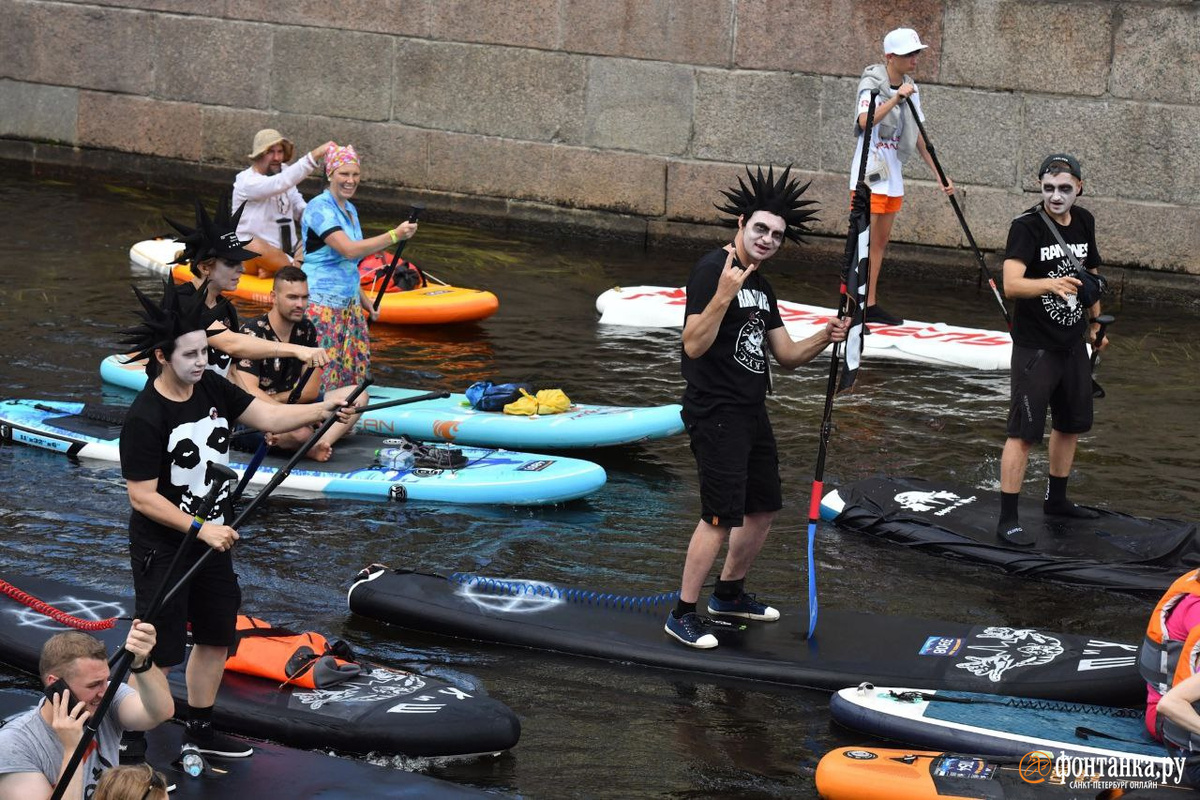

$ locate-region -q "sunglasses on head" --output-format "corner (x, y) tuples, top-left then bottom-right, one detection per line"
(140, 764), (168, 800)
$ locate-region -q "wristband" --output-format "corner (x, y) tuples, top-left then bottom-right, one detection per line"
(388, 229), (399, 245)
(187, 516), (204, 536)
(131, 658), (154, 674)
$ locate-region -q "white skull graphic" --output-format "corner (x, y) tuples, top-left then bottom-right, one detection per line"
(166, 409), (232, 521)
(894, 490), (961, 512)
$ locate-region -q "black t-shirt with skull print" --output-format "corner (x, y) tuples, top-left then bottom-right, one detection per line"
(120, 371), (254, 541)
(681, 247), (784, 417)
(1005, 203), (1101, 352)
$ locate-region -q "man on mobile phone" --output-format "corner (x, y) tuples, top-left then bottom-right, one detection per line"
(0, 623), (172, 800)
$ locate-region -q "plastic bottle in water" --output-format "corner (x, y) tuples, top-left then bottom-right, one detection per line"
(180, 745), (204, 777)
(376, 447), (415, 471)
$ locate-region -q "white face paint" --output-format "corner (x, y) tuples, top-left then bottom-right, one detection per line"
(740, 210), (787, 262)
(164, 329), (209, 385)
(1040, 173), (1080, 218)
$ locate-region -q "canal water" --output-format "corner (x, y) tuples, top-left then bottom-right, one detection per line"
(0, 172), (1197, 797)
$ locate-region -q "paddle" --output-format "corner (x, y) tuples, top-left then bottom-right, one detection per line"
(354, 390), (449, 416)
(230, 366), (317, 504)
(1090, 313), (1114, 399)
(804, 90), (879, 639)
(902, 100), (1012, 331)
(50, 465), (237, 800)
(372, 205), (425, 312)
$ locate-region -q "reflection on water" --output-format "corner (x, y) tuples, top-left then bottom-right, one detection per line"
(1, 173), (1198, 797)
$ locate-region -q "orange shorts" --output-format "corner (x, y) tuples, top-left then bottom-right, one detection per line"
(850, 192), (903, 215)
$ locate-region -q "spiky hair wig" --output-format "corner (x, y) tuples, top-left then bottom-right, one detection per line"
(120, 279), (219, 376)
(714, 165), (819, 244)
(165, 195), (256, 275)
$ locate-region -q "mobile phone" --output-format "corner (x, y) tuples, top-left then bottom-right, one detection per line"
(43, 677), (75, 708)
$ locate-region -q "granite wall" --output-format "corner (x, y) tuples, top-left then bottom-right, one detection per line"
(1, 0), (1197, 274)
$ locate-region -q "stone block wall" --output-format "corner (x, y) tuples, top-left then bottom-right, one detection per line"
(1, 0), (1197, 274)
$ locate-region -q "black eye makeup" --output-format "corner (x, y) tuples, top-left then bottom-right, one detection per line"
(1042, 183), (1076, 195)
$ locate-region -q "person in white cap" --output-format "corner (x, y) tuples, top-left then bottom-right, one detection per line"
(849, 27), (953, 326)
(231, 130), (334, 273)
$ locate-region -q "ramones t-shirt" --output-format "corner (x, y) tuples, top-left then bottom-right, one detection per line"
(1005, 203), (1101, 351)
(120, 371), (253, 540)
(681, 248), (783, 416)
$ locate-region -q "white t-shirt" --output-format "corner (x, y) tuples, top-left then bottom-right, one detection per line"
(848, 86), (925, 197)
(231, 153), (318, 251)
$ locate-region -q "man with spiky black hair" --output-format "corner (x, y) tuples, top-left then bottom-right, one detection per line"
(117, 279), (354, 760)
(665, 166), (849, 650)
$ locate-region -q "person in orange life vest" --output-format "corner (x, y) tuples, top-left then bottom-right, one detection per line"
(849, 27), (954, 326)
(0, 625), (171, 800)
(1141, 570), (1200, 743)
(664, 166), (849, 650)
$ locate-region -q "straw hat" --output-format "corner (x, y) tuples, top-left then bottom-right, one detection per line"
(248, 129), (295, 162)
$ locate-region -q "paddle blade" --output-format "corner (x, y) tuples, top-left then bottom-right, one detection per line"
(807, 519), (819, 638)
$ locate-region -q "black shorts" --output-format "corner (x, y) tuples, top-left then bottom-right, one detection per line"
(130, 532), (241, 668)
(1006, 341), (1093, 443)
(682, 406), (782, 529)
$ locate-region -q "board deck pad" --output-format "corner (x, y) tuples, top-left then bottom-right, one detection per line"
(0, 575), (520, 757)
(99, 354), (685, 450)
(129, 238), (498, 326)
(814, 746), (1188, 800)
(595, 285), (1013, 371)
(0, 690), (491, 799)
(0, 398), (607, 505)
(822, 476), (1199, 594)
(830, 685), (1166, 764)
(347, 567), (1143, 704)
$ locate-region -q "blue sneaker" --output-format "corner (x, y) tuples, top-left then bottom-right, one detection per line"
(707, 592), (780, 622)
(664, 611), (719, 649)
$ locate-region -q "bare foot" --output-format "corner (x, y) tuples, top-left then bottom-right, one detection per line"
(307, 442), (333, 462)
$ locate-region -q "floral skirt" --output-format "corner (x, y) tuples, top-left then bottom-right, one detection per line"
(307, 301), (370, 393)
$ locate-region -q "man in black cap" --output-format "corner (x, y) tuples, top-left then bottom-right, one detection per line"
(995, 153), (1109, 547)
(165, 197), (330, 382)
(118, 204), (355, 763)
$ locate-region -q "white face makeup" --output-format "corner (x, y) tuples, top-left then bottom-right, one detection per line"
(1041, 173), (1080, 217)
(741, 210), (787, 262)
(165, 329), (209, 384)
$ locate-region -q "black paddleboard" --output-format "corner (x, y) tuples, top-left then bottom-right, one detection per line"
(0, 574), (520, 757)
(0, 690), (491, 799)
(347, 566), (1142, 704)
(822, 476), (1199, 594)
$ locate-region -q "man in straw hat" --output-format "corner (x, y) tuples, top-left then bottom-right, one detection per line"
(231, 129), (334, 274)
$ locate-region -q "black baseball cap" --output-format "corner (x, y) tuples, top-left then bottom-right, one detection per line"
(1038, 154), (1082, 180)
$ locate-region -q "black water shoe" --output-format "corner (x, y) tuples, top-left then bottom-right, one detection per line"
(1043, 501), (1100, 519)
(865, 305), (904, 325)
(998, 522), (1036, 547)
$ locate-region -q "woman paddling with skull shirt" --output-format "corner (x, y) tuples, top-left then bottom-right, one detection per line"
(117, 214), (354, 764)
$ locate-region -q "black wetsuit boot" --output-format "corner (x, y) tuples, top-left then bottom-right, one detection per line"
(997, 491), (1036, 546)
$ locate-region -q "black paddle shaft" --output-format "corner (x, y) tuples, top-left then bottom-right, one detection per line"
(50, 465), (236, 800)
(372, 205), (425, 312)
(901, 100), (1012, 331)
(230, 366), (318, 505)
